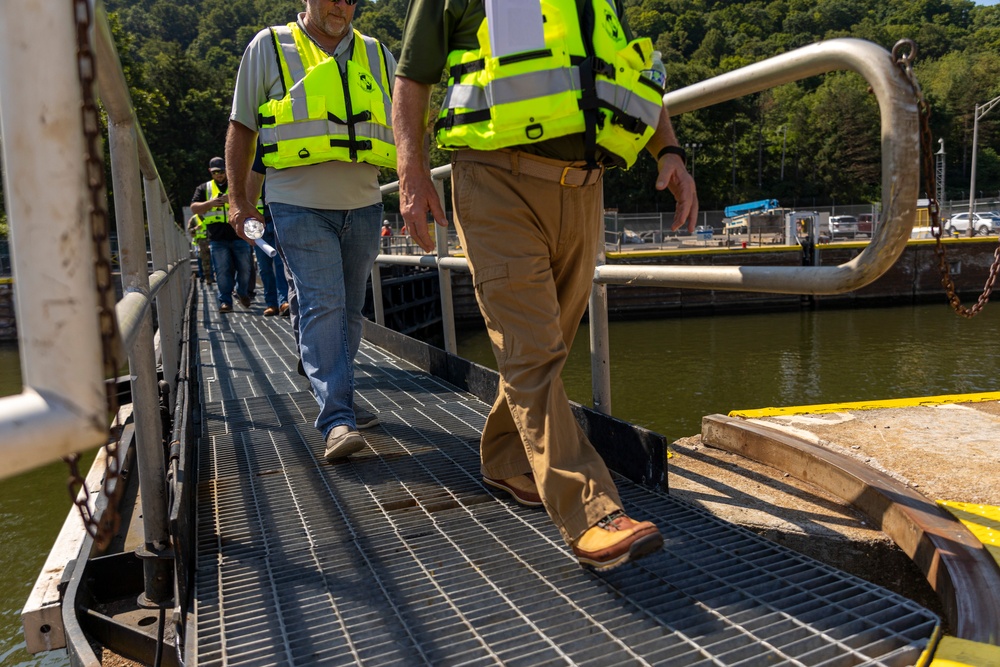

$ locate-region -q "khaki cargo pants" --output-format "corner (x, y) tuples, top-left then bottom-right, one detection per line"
(451, 150), (623, 546)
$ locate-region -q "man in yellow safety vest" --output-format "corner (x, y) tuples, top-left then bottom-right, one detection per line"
(225, 0), (394, 461)
(394, 0), (699, 572)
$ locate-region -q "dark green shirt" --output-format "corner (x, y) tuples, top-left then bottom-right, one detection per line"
(396, 0), (632, 162)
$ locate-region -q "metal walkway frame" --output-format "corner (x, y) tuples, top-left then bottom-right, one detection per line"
(188, 288), (938, 666)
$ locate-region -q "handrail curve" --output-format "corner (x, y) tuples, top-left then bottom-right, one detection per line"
(596, 38), (919, 295)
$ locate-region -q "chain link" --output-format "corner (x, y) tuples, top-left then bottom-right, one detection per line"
(892, 39), (1000, 319)
(64, 0), (126, 550)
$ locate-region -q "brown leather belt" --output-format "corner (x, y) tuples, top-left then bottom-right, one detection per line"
(452, 150), (604, 187)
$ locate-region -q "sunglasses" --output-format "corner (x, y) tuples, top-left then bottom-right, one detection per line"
(210, 170), (224, 175)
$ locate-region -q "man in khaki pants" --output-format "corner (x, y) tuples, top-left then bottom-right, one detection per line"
(393, 0), (698, 571)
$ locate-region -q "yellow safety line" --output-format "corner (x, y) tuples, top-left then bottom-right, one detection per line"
(729, 391), (1000, 419)
(928, 636), (1000, 666)
(606, 245), (800, 259)
(937, 501), (1000, 568)
(916, 624), (944, 667)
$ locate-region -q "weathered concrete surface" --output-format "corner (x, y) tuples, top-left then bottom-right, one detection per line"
(745, 400), (1000, 505)
(667, 397), (1000, 629)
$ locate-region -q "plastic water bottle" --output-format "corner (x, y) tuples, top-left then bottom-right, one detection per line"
(243, 218), (264, 240)
(242, 218), (276, 256)
(643, 50), (666, 89)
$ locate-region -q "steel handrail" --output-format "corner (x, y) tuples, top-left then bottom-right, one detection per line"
(370, 38), (920, 416)
(0, 0), (188, 522)
(594, 38), (918, 294)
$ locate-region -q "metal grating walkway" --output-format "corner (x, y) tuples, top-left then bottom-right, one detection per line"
(192, 288), (939, 666)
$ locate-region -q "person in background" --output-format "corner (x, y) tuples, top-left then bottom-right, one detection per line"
(248, 144), (302, 380)
(393, 0), (698, 571)
(380, 220), (392, 254)
(190, 156), (253, 313)
(226, 0), (396, 459)
(246, 149), (289, 318)
(187, 213), (213, 285)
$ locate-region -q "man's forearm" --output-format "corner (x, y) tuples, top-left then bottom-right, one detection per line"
(225, 120), (258, 202)
(646, 106), (681, 158)
(392, 77), (433, 176)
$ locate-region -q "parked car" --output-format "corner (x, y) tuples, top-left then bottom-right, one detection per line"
(827, 215), (858, 238)
(857, 213), (877, 235)
(621, 228), (645, 244)
(944, 212), (1000, 236)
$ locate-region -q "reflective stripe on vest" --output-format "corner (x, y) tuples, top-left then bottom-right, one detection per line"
(202, 180), (228, 225)
(434, 0), (662, 169)
(258, 24), (395, 170)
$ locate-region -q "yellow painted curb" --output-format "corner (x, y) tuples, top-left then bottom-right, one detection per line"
(729, 392), (1000, 419)
(937, 501), (1000, 569)
(929, 636), (1000, 666)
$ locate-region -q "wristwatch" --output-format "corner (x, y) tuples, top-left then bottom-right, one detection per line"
(656, 145), (687, 163)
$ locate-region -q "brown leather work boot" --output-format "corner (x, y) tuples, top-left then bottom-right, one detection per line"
(572, 511), (663, 572)
(483, 473), (542, 507)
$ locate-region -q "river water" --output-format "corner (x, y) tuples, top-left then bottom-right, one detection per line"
(1, 302), (998, 664)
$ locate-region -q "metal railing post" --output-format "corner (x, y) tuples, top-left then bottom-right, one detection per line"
(0, 0), (109, 477)
(108, 122), (173, 606)
(590, 192), (612, 415)
(146, 178), (179, 400)
(433, 177), (458, 355)
(371, 263), (386, 326)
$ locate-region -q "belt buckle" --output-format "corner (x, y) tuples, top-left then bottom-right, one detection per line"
(559, 166), (580, 188)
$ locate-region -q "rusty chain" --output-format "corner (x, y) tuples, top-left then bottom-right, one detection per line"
(64, 0), (126, 550)
(892, 39), (1000, 318)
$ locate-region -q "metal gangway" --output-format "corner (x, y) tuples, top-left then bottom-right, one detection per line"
(3, 0), (995, 664)
(172, 289), (939, 666)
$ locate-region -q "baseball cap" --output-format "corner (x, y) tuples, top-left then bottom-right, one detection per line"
(208, 157), (225, 171)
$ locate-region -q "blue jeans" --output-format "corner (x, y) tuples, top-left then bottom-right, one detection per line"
(209, 238), (253, 306)
(269, 201), (382, 437)
(254, 222), (289, 309)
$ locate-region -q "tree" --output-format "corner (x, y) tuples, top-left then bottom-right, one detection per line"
(82, 0), (1000, 215)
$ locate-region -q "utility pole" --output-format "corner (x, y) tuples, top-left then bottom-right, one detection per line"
(685, 142), (701, 179)
(935, 138), (945, 212)
(780, 125), (787, 181)
(731, 117), (737, 195)
(968, 94), (1000, 236)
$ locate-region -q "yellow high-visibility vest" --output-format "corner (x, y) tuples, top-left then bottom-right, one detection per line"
(191, 214), (208, 241)
(259, 24), (395, 170)
(435, 0), (663, 168)
(202, 180), (228, 225)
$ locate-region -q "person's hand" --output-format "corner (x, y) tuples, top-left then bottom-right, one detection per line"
(228, 197), (261, 244)
(656, 154), (699, 233)
(399, 172), (448, 253)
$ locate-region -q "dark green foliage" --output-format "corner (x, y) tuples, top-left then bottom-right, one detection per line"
(4, 0), (993, 229)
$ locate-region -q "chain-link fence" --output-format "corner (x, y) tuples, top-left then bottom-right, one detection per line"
(602, 197), (1000, 250)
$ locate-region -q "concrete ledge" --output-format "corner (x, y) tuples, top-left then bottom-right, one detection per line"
(700, 413), (1000, 644)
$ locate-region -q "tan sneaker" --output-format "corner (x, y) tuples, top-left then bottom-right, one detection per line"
(324, 425), (365, 462)
(484, 473), (542, 507)
(572, 511), (663, 572)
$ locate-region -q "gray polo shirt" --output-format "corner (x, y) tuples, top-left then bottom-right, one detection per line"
(231, 14), (397, 210)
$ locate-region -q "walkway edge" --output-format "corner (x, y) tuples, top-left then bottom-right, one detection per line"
(701, 413), (1000, 644)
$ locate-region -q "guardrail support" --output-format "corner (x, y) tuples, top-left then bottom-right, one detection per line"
(108, 121), (173, 606)
(0, 0), (109, 478)
(433, 177), (458, 355)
